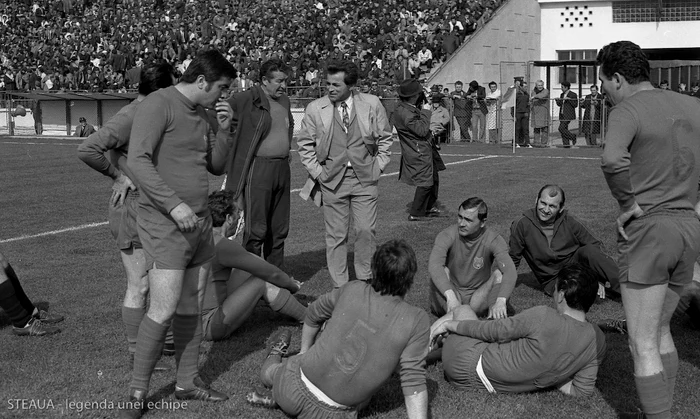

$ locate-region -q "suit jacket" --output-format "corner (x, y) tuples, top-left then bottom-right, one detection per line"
(73, 123), (96, 137)
(297, 91), (392, 206)
(556, 90), (578, 120)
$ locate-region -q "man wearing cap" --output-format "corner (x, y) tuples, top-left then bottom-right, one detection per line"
(297, 60), (392, 288)
(430, 93), (450, 144)
(555, 81), (578, 148)
(73, 117), (96, 137)
(393, 79), (446, 221)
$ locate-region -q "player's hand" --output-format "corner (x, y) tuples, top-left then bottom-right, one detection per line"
(111, 173), (136, 207)
(445, 292), (461, 313)
(429, 319), (451, 349)
(289, 276), (302, 294)
(597, 283), (606, 299)
(170, 202), (199, 233)
(616, 202), (644, 240)
(487, 298), (508, 319)
(215, 100), (234, 131)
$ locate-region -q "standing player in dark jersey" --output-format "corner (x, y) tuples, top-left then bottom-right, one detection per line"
(599, 41), (700, 419)
(119, 51), (237, 419)
(78, 60), (175, 371)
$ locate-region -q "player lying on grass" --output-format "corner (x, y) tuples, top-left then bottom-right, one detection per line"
(0, 250), (64, 336)
(201, 191), (306, 341)
(247, 239), (430, 419)
(77, 60), (177, 371)
(430, 263), (606, 396)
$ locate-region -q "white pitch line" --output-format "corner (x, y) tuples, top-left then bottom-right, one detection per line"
(0, 141), (80, 146)
(1, 154), (590, 243)
(289, 155), (495, 193)
(0, 221), (109, 244)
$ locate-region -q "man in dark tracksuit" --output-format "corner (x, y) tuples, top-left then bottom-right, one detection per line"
(556, 81), (578, 147)
(224, 59), (294, 269)
(508, 185), (620, 298)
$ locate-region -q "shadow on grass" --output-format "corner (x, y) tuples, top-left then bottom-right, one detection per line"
(284, 248), (328, 284)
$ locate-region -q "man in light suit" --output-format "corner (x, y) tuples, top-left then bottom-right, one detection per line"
(297, 60), (392, 288)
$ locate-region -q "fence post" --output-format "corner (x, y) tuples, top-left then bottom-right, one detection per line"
(8, 95), (14, 136)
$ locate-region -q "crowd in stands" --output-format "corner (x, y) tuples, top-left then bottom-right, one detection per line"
(0, 0), (505, 96)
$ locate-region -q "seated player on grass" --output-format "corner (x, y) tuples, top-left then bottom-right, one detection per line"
(201, 191), (306, 341)
(0, 251), (64, 336)
(429, 197), (517, 319)
(430, 263), (606, 396)
(247, 239), (430, 419)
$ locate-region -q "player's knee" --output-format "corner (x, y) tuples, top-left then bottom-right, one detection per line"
(453, 304), (478, 320)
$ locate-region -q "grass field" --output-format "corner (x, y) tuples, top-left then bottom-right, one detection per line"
(1, 137), (700, 419)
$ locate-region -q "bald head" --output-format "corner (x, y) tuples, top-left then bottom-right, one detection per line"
(536, 185), (565, 223)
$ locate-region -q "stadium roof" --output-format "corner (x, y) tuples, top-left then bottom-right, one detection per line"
(7, 92), (138, 101)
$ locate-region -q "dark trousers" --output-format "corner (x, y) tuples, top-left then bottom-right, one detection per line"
(542, 244), (620, 296)
(515, 112), (530, 145)
(410, 162), (440, 217)
(455, 115), (471, 140)
(243, 156), (291, 269)
(558, 120), (577, 146)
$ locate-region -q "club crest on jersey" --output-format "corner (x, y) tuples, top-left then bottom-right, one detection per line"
(473, 257), (484, 270)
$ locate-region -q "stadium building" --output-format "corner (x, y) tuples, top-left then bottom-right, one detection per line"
(430, 0), (700, 95)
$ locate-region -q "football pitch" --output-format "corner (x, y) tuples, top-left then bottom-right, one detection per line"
(1, 137), (699, 418)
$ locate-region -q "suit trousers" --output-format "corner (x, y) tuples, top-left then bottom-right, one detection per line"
(320, 167), (377, 287)
(558, 120), (577, 146)
(471, 110), (486, 142)
(515, 113), (530, 146)
(243, 156), (291, 269)
(455, 115), (471, 140)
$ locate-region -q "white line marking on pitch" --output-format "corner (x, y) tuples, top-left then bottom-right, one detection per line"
(0, 221), (108, 244)
(2, 154), (593, 243)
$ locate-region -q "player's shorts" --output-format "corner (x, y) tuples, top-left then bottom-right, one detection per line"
(272, 355), (357, 419)
(202, 307), (230, 341)
(442, 334), (489, 390)
(430, 268), (499, 317)
(618, 210), (700, 287)
(137, 214), (214, 271)
(108, 190), (141, 250)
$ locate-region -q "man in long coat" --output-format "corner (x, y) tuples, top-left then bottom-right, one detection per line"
(579, 85), (603, 146)
(393, 79), (445, 221)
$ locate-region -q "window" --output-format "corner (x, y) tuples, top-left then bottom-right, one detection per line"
(557, 50), (597, 85)
(613, 1), (700, 23)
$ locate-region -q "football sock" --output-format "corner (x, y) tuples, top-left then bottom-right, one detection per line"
(173, 313), (201, 390)
(661, 351), (678, 410)
(260, 353), (283, 388)
(269, 288), (306, 322)
(635, 372), (671, 419)
(122, 306), (145, 354)
(4, 264), (36, 314)
(0, 280), (32, 328)
(131, 315), (169, 392)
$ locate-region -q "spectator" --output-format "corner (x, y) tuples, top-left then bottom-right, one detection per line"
(73, 116), (96, 137)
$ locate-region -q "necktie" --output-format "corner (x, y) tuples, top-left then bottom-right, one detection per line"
(340, 102), (349, 132)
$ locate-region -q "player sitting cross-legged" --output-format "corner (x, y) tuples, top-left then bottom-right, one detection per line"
(201, 191), (306, 341)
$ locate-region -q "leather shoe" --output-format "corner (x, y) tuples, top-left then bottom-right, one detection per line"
(407, 215), (427, 221)
(175, 377), (228, 401)
(118, 389), (146, 419)
(427, 207), (442, 216)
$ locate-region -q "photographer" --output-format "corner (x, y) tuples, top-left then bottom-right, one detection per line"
(393, 79), (446, 221)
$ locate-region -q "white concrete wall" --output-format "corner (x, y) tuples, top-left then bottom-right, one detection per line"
(538, 0), (700, 95)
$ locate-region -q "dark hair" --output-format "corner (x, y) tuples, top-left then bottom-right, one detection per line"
(537, 184), (566, 208)
(180, 50), (238, 84)
(561, 80), (571, 88)
(369, 239), (417, 298)
(596, 41), (650, 85)
(555, 263), (598, 312)
(139, 60), (175, 96)
(326, 60), (359, 86)
(459, 197), (488, 221)
(488, 81), (497, 87)
(260, 58), (290, 83)
(208, 190), (235, 227)
(455, 80), (463, 86)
